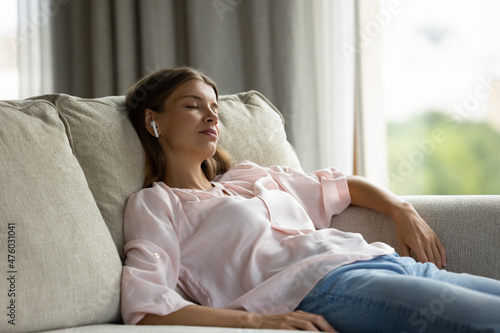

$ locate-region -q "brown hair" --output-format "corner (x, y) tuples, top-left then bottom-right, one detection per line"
(126, 67), (233, 188)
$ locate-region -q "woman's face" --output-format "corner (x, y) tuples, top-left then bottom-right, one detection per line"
(153, 79), (220, 163)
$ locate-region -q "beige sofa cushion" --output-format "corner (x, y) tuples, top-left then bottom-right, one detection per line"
(218, 90), (302, 169)
(0, 100), (122, 333)
(52, 94), (145, 260)
(35, 91), (300, 261)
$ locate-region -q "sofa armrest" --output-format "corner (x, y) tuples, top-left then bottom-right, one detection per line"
(330, 195), (500, 280)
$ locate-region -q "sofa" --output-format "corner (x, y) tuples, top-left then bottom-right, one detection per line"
(0, 90), (498, 333)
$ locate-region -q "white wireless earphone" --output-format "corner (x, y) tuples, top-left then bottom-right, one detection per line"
(150, 120), (159, 138)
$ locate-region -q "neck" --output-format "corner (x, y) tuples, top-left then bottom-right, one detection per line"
(163, 156), (212, 190)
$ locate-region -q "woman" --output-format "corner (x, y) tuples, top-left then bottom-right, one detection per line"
(121, 67), (500, 332)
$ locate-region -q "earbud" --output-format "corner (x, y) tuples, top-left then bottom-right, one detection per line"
(150, 120), (159, 138)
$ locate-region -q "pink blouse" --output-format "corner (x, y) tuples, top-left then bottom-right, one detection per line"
(121, 161), (394, 324)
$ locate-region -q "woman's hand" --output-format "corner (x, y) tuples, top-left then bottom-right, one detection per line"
(346, 175), (447, 269)
(139, 306), (337, 332)
(249, 310), (337, 332)
(390, 202), (447, 269)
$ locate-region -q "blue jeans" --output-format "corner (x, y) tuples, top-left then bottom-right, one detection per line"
(295, 253), (500, 333)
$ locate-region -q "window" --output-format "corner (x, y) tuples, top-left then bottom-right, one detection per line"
(0, 1), (19, 100)
(380, 0), (500, 194)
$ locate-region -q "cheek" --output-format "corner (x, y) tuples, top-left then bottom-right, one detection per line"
(169, 114), (197, 130)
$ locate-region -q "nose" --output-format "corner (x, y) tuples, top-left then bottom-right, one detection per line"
(205, 108), (219, 124)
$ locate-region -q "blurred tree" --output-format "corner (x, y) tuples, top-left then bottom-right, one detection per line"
(387, 111), (500, 195)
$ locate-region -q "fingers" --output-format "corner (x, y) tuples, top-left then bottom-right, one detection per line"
(402, 232), (447, 269)
(293, 311), (337, 332)
(419, 231), (447, 269)
(436, 236), (447, 267)
(397, 240), (411, 257)
(430, 241), (441, 269)
(262, 311), (337, 332)
(431, 236), (447, 269)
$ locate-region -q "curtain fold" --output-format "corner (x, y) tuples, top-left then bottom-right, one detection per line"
(313, 0), (355, 173)
(26, 0), (356, 172)
(354, 0), (388, 186)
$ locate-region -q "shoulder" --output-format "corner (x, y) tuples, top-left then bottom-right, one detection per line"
(214, 161), (308, 190)
(229, 160), (263, 171)
(124, 183), (182, 242)
(216, 161), (277, 182)
(219, 161), (300, 177)
(125, 182), (180, 214)
(129, 182), (177, 199)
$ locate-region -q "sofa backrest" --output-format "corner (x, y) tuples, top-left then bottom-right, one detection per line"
(0, 90), (300, 331)
(33, 90), (301, 260)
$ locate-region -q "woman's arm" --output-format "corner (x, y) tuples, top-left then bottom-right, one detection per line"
(138, 305), (337, 332)
(346, 175), (447, 269)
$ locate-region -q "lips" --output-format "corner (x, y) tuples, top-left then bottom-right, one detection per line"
(199, 128), (218, 139)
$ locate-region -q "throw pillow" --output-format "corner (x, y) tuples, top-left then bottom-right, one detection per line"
(0, 100), (122, 332)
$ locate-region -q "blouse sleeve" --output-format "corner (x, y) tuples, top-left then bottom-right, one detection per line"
(265, 164), (352, 229)
(121, 185), (194, 325)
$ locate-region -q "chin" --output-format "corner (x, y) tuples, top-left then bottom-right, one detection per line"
(202, 149), (217, 161)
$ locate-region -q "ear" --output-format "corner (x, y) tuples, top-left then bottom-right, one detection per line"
(144, 109), (158, 138)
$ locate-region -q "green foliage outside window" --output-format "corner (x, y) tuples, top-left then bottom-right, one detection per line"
(387, 112), (500, 195)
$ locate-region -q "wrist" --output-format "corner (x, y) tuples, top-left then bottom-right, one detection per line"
(243, 312), (265, 329)
(388, 200), (415, 222)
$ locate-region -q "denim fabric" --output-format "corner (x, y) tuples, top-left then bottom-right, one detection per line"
(295, 254), (500, 333)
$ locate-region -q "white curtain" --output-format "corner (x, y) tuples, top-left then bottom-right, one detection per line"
(354, 0), (389, 186)
(18, 0), (54, 98)
(313, 0), (355, 174)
